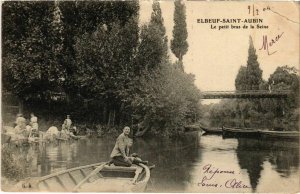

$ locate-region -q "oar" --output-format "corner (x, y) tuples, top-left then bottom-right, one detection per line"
(72, 162), (107, 192)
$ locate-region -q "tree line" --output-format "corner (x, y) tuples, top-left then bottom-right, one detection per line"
(2, 0), (201, 136)
(209, 37), (299, 130)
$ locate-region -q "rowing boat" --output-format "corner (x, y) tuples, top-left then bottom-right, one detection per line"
(222, 126), (260, 138)
(259, 130), (299, 140)
(200, 126), (222, 134)
(13, 162), (151, 192)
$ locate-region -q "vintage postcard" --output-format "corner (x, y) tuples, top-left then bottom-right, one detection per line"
(1, 0), (299, 193)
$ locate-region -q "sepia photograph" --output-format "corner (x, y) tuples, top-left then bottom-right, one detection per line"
(1, 0), (299, 193)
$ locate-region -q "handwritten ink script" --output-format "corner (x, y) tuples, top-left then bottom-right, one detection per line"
(259, 32), (284, 55)
(248, 4), (271, 16)
(198, 164), (251, 189)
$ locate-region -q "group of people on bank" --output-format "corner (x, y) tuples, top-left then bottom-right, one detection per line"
(4, 113), (78, 143)
(46, 115), (78, 140)
(5, 113), (40, 142)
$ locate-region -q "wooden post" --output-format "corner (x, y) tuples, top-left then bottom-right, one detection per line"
(18, 98), (24, 114)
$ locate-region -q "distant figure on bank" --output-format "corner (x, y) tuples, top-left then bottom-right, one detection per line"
(61, 120), (70, 139)
(71, 126), (78, 136)
(47, 126), (59, 136)
(46, 126), (59, 141)
(62, 120), (68, 132)
(14, 113), (26, 134)
(15, 113), (26, 127)
(14, 120), (26, 135)
(30, 113), (39, 132)
(110, 126), (148, 167)
(66, 115), (72, 131)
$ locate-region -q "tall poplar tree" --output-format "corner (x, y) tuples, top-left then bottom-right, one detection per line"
(171, 0), (188, 71)
(150, 0), (168, 60)
(246, 36), (263, 90)
(136, 0), (168, 71)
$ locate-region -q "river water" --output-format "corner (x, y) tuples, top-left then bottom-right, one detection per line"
(10, 132), (299, 192)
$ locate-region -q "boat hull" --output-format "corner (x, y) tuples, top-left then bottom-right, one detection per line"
(222, 126), (260, 138)
(259, 130), (299, 141)
(13, 162), (151, 192)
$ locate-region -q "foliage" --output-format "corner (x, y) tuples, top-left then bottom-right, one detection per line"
(269, 66), (299, 108)
(171, 0), (188, 68)
(235, 66), (248, 91)
(235, 37), (263, 91)
(245, 36), (263, 90)
(136, 24), (166, 71)
(130, 64), (201, 136)
(2, 147), (26, 181)
(2, 1), (64, 100)
(74, 19), (138, 100)
(58, 1), (140, 94)
(136, 1), (168, 72)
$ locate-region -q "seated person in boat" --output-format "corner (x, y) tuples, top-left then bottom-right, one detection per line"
(110, 126), (147, 167)
(126, 138), (147, 164)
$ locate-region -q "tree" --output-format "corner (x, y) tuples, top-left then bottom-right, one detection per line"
(171, 0), (188, 71)
(149, 1), (168, 61)
(268, 66), (299, 114)
(2, 1), (64, 101)
(58, 1), (140, 96)
(246, 36), (263, 90)
(235, 66), (248, 91)
(136, 1), (168, 72)
(131, 63), (201, 136)
(74, 16), (139, 125)
(150, 0), (166, 36)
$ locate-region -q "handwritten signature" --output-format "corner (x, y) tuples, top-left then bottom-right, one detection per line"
(259, 32), (284, 55)
(198, 164), (251, 189)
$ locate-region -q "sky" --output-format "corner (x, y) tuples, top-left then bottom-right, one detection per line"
(139, 1), (299, 94)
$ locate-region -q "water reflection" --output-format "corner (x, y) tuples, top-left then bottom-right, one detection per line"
(236, 138), (299, 192)
(5, 132), (299, 192)
(236, 138), (267, 192)
(133, 132), (200, 192)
